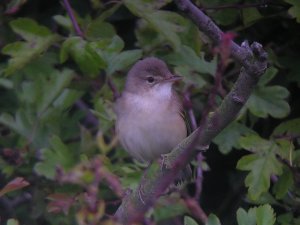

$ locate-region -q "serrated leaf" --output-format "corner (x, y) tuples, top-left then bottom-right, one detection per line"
(256, 204), (276, 225)
(236, 208), (256, 225)
(237, 139), (283, 200)
(213, 122), (256, 154)
(34, 136), (78, 179)
(165, 45), (217, 75)
(2, 18), (60, 75)
(37, 69), (74, 114)
(60, 37), (106, 77)
(247, 85), (290, 118)
(205, 214), (221, 225)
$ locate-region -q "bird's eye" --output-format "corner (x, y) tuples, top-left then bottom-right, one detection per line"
(146, 77), (155, 83)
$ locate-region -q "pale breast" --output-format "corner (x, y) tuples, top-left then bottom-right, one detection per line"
(115, 89), (187, 162)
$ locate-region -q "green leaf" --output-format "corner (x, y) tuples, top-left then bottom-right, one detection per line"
(86, 19), (116, 40)
(258, 67), (278, 86)
(106, 50), (142, 75)
(34, 136), (78, 179)
(237, 135), (282, 200)
(247, 86), (290, 118)
(184, 216), (199, 225)
(242, 8), (262, 26)
(60, 37), (107, 77)
(273, 118), (300, 137)
(284, 0), (300, 23)
(237, 208), (256, 225)
(277, 213), (293, 225)
(37, 69), (74, 114)
(256, 204), (276, 225)
(6, 219), (19, 225)
(205, 214), (221, 225)
(53, 15), (72, 32)
(154, 195), (187, 221)
(124, 0), (185, 50)
(2, 18), (60, 75)
(164, 45), (217, 75)
(211, 8), (239, 26)
(272, 167), (294, 199)
(237, 205), (276, 225)
(213, 121), (256, 154)
(10, 18), (52, 41)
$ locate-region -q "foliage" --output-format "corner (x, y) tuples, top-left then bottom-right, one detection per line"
(0, 0), (299, 225)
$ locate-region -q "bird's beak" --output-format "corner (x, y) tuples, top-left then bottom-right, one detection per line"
(163, 74), (182, 83)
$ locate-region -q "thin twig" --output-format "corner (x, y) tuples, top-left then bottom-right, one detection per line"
(63, 0), (84, 37)
(201, 1), (287, 11)
(107, 77), (121, 100)
(183, 196), (208, 224)
(183, 87), (197, 131)
(75, 100), (99, 126)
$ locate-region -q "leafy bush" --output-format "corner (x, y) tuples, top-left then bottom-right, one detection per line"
(0, 0), (299, 225)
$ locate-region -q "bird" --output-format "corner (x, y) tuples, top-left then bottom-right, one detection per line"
(114, 57), (188, 173)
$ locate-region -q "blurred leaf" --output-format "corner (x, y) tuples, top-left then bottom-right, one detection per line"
(258, 67), (278, 86)
(86, 19), (116, 40)
(272, 167), (294, 199)
(237, 207), (256, 225)
(284, 0), (300, 23)
(205, 214), (221, 225)
(213, 121), (256, 154)
(154, 195), (187, 221)
(47, 193), (76, 215)
(5, 0), (27, 14)
(106, 50), (142, 75)
(272, 118), (300, 137)
(60, 37), (107, 77)
(256, 204), (276, 225)
(2, 18), (60, 75)
(237, 205), (276, 225)
(6, 219), (19, 225)
(124, 0), (185, 50)
(36, 69), (74, 114)
(184, 216), (199, 225)
(53, 15), (73, 32)
(277, 213), (293, 225)
(242, 8), (262, 26)
(237, 135), (282, 200)
(34, 136), (78, 179)
(0, 177), (29, 197)
(165, 45), (217, 75)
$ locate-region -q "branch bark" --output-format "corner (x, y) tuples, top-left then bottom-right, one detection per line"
(115, 0), (268, 223)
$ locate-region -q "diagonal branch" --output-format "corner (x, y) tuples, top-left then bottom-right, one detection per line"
(115, 0), (268, 224)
